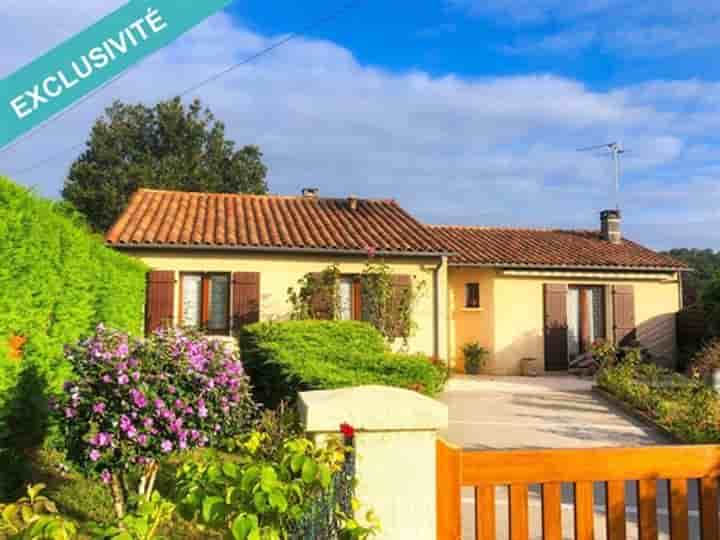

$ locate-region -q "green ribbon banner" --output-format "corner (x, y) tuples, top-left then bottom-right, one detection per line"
(0, 0), (232, 150)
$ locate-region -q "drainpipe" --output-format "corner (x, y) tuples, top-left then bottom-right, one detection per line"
(429, 258), (449, 378)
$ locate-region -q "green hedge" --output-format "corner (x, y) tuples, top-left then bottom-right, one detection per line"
(239, 320), (447, 406)
(0, 177), (148, 397)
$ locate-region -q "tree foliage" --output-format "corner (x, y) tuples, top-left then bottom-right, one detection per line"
(62, 97), (269, 231)
(662, 248), (720, 305)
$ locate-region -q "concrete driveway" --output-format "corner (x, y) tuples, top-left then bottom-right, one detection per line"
(438, 375), (692, 540)
(439, 375), (667, 449)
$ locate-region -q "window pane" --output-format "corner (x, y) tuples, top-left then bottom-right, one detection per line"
(465, 283), (480, 308)
(337, 278), (353, 321)
(208, 275), (229, 331)
(590, 287), (606, 340)
(182, 275), (202, 327)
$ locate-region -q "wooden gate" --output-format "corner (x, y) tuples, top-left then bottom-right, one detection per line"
(437, 439), (720, 540)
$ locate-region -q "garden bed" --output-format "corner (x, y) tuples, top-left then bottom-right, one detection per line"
(596, 359), (720, 444)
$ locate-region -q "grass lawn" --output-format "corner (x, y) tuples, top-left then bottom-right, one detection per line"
(16, 449), (220, 539)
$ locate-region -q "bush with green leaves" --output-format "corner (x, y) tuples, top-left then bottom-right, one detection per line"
(690, 337), (720, 379)
(597, 355), (720, 443)
(175, 431), (377, 540)
(0, 483), (78, 539)
(0, 177), (147, 392)
(53, 325), (256, 519)
(0, 177), (147, 497)
(239, 321), (447, 406)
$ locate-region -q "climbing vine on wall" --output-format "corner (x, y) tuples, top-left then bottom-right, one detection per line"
(287, 261), (425, 345)
(287, 264), (341, 320)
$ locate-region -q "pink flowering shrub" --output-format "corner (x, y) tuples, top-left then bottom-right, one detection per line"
(54, 324), (256, 517)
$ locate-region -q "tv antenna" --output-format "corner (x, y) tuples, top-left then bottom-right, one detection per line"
(577, 141), (627, 210)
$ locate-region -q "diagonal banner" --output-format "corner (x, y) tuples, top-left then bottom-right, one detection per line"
(0, 0), (232, 150)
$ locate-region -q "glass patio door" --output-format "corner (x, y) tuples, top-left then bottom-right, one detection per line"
(567, 286), (606, 361)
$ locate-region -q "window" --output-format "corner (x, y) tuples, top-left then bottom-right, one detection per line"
(336, 276), (363, 321)
(464, 283), (480, 308)
(181, 273), (230, 333)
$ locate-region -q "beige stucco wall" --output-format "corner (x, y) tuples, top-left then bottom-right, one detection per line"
(448, 267), (682, 374)
(447, 267), (495, 371)
(124, 249), (448, 360)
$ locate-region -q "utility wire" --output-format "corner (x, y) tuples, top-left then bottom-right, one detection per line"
(6, 0), (367, 176)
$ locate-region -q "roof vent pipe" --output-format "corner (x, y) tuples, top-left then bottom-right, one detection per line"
(601, 209), (622, 244)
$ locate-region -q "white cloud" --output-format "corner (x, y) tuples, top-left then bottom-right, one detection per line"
(0, 3), (719, 248)
(452, 0), (720, 56)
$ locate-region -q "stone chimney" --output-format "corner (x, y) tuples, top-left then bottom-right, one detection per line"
(301, 187), (319, 198)
(347, 194), (358, 211)
(600, 209), (622, 244)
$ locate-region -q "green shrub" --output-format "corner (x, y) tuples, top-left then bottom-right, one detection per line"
(0, 177), (147, 496)
(240, 320), (446, 406)
(175, 431), (377, 539)
(598, 358), (720, 443)
(0, 177), (147, 392)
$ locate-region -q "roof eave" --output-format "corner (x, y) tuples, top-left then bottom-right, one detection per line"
(448, 261), (689, 272)
(108, 242), (453, 258)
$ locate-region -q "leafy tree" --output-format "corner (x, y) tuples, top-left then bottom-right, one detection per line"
(62, 97), (268, 231)
(662, 248), (720, 306)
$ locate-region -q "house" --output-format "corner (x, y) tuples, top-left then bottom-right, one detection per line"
(431, 211), (687, 374)
(107, 189), (688, 374)
(106, 188), (452, 360)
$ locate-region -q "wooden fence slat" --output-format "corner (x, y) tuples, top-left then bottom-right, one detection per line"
(575, 481), (595, 540)
(669, 479), (689, 540)
(637, 480), (658, 540)
(461, 446), (720, 485)
(437, 439), (462, 540)
(700, 477), (719, 540)
(475, 485), (496, 540)
(606, 480), (626, 540)
(509, 484), (529, 540)
(541, 482), (562, 540)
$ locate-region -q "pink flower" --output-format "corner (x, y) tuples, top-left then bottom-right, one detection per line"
(64, 407), (76, 418)
(89, 449), (101, 462)
(102, 374), (112, 384)
(161, 440), (173, 453)
(93, 402), (106, 415)
(100, 470), (111, 484)
(130, 389), (147, 408)
(131, 371), (140, 381)
(117, 374), (129, 385)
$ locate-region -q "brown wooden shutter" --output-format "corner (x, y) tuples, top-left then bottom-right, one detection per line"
(391, 274), (412, 338)
(309, 272), (333, 320)
(612, 285), (636, 346)
(544, 284), (568, 371)
(232, 272), (260, 330)
(146, 271), (176, 335)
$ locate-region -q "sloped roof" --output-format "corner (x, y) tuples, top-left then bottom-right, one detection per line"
(430, 225), (688, 270)
(106, 189), (449, 256)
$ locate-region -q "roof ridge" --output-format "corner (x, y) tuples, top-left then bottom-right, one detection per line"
(429, 224), (596, 233)
(135, 188), (396, 204)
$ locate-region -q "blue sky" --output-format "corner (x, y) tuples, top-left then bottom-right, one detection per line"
(1, 0), (720, 249)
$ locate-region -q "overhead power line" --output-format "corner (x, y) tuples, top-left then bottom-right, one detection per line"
(5, 0), (367, 177)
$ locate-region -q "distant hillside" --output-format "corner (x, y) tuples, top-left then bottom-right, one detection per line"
(662, 248), (720, 305)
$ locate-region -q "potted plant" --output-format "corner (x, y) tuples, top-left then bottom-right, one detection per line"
(462, 341), (488, 375)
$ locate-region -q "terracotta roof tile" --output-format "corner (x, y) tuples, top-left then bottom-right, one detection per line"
(106, 189), (448, 255)
(430, 225), (688, 270)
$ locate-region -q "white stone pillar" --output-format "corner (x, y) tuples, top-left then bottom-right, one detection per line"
(298, 385), (448, 540)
